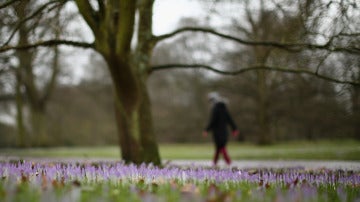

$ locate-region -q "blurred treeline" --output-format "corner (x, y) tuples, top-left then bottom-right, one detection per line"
(0, 0), (359, 147)
(2, 50), (357, 146)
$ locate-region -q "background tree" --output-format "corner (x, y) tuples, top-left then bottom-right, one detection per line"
(150, 17), (211, 142)
(0, 0), (79, 147)
(47, 51), (117, 146)
(0, 0), (21, 146)
(13, 0), (65, 146)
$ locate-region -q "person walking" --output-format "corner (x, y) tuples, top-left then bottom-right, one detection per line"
(203, 92), (239, 166)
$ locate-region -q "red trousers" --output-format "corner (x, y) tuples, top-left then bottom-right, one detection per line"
(213, 147), (231, 165)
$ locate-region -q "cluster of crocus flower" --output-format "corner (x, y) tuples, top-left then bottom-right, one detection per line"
(0, 161), (359, 201)
(1, 161), (359, 185)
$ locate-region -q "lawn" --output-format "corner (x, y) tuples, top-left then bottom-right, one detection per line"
(0, 140), (359, 161)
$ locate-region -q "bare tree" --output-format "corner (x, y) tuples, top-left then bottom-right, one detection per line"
(0, 0), (66, 146)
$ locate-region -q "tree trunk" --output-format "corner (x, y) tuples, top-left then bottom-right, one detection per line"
(16, 0), (47, 147)
(352, 85), (360, 140)
(106, 55), (161, 165)
(30, 105), (48, 146)
(256, 69), (271, 145)
(14, 0), (60, 147)
(15, 0), (31, 147)
(15, 73), (26, 147)
(75, 0), (161, 164)
(133, 0), (160, 164)
(138, 79), (161, 164)
(114, 101), (143, 163)
(254, 45), (271, 144)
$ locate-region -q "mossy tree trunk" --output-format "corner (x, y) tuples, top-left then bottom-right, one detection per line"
(75, 0), (161, 164)
(105, 55), (160, 165)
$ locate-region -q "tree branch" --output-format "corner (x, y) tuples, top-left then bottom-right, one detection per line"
(116, 1), (137, 54)
(41, 9), (61, 105)
(315, 52), (331, 75)
(0, 94), (16, 102)
(0, 39), (94, 52)
(0, 65), (12, 75)
(74, 0), (99, 32)
(0, 0), (21, 10)
(153, 27), (360, 55)
(338, 32), (360, 37)
(149, 64), (360, 86)
(97, 0), (105, 17)
(3, 0), (68, 46)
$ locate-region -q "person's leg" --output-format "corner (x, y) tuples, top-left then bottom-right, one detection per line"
(213, 147), (220, 166)
(220, 147), (231, 165)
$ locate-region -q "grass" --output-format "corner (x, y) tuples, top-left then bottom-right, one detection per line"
(0, 140), (359, 161)
(161, 140), (360, 160)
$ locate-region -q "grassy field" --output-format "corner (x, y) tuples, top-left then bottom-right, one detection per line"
(0, 140), (359, 161)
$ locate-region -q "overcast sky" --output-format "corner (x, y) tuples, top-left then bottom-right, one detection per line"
(153, 0), (203, 35)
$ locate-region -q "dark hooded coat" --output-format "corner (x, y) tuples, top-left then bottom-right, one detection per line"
(205, 102), (237, 149)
